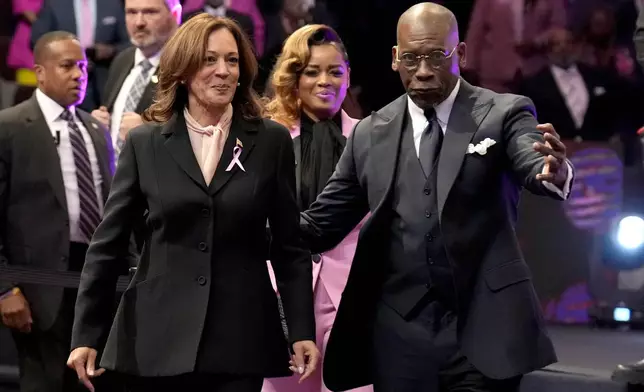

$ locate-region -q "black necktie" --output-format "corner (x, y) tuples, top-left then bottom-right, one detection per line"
(60, 110), (102, 243)
(419, 108), (443, 177)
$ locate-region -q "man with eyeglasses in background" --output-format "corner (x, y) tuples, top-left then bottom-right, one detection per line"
(298, 3), (574, 392)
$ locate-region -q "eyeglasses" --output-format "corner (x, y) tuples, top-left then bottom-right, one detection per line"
(395, 46), (457, 70)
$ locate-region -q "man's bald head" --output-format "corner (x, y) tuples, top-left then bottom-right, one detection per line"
(397, 2), (459, 46)
(392, 2), (466, 109)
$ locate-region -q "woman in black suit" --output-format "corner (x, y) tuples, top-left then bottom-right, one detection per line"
(67, 14), (319, 392)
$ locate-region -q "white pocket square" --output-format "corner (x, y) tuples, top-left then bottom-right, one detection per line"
(593, 86), (606, 96)
(467, 138), (496, 155)
(102, 16), (116, 25)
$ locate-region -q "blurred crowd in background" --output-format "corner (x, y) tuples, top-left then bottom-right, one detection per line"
(0, 0), (642, 155)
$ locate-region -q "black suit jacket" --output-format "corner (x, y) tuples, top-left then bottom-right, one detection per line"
(102, 47), (158, 114)
(519, 64), (619, 141)
(0, 95), (113, 330)
(71, 112), (314, 377)
(301, 81), (571, 391)
(184, 9), (255, 47)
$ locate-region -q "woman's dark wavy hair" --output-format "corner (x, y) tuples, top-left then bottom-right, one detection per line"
(143, 13), (262, 123)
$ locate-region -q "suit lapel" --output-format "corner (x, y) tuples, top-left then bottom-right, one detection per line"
(95, 0), (109, 31)
(77, 111), (113, 200)
(106, 49), (135, 110)
(437, 81), (492, 218)
(24, 96), (67, 211)
(370, 95), (407, 204)
(162, 112), (209, 192)
(208, 114), (258, 196)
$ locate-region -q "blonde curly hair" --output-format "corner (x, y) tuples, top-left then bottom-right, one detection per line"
(263, 24), (350, 130)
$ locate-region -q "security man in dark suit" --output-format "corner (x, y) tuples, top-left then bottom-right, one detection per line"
(0, 31), (121, 392)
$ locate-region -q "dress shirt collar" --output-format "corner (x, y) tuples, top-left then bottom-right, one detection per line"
(550, 63), (580, 78)
(35, 89), (76, 137)
(134, 48), (161, 69)
(406, 78), (461, 131)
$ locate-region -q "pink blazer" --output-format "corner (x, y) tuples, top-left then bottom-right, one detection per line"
(8, 0), (42, 69)
(268, 111), (366, 309)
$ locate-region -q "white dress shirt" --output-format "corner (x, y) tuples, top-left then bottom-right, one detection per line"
(36, 89), (104, 243)
(110, 49), (161, 147)
(406, 79), (572, 198)
(407, 79), (460, 155)
(550, 64), (589, 129)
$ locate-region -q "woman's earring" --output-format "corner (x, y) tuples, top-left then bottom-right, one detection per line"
(237, 82), (241, 86)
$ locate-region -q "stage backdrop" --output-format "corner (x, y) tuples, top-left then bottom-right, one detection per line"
(518, 139), (644, 324)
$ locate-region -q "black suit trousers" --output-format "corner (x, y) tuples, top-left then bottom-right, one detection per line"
(372, 300), (522, 392)
(11, 243), (117, 392)
(121, 373), (263, 392)
(12, 287), (81, 392)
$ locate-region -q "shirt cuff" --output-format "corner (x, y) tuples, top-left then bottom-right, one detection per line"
(542, 161), (573, 200)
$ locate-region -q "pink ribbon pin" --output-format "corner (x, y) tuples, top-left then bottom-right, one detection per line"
(225, 146), (245, 172)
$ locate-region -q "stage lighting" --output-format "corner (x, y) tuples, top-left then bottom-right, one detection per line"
(614, 306), (632, 322)
(601, 214), (644, 271)
(616, 216), (644, 250)
(591, 215), (644, 329)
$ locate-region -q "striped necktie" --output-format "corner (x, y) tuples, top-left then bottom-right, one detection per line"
(60, 110), (102, 243)
(115, 59), (153, 154)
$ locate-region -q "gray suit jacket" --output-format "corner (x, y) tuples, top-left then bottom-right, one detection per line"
(301, 80), (570, 391)
(102, 47), (158, 114)
(0, 95), (114, 330)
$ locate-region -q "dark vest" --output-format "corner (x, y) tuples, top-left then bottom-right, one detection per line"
(381, 115), (456, 320)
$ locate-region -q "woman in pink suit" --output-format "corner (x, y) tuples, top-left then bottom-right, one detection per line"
(8, 0), (42, 69)
(262, 24), (372, 392)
